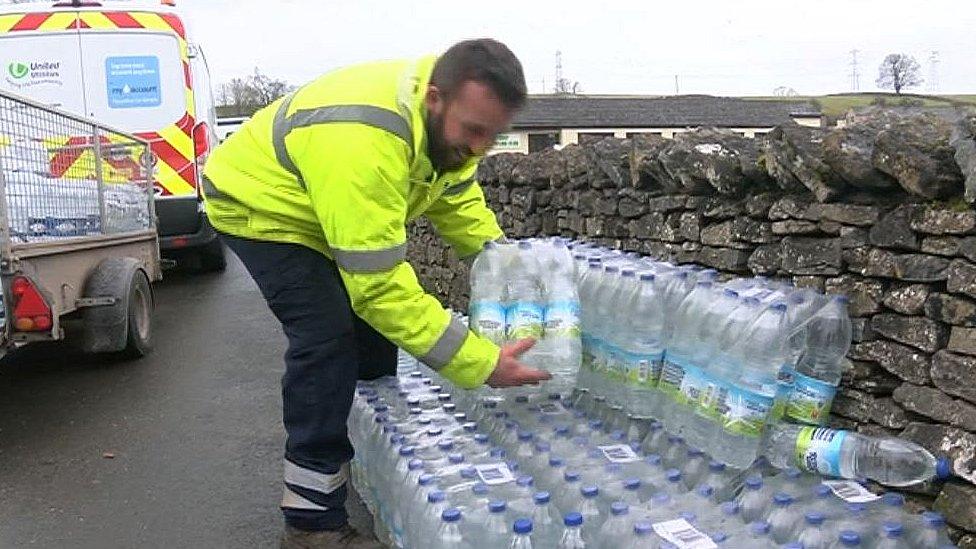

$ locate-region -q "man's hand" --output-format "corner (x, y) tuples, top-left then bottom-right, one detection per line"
(486, 338), (552, 388)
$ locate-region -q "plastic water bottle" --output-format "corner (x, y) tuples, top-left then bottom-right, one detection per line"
(700, 461), (732, 497)
(761, 423), (951, 486)
(785, 296), (851, 425)
(876, 521), (912, 549)
(658, 281), (714, 435)
(743, 521), (774, 546)
(596, 502), (632, 548)
(509, 518), (534, 549)
(736, 475), (768, 523)
(680, 448), (709, 489)
(530, 491), (559, 540)
(833, 503), (873, 541)
(713, 302), (791, 468)
(507, 242), (545, 354)
(767, 492), (802, 543)
(625, 521), (655, 549)
(575, 484), (604, 528)
(795, 511), (830, 549)
(621, 272), (666, 419)
(469, 241), (508, 345)
(484, 501), (511, 546)
(436, 508), (468, 549)
(557, 513), (587, 549)
(538, 240), (583, 395)
(909, 512), (952, 547)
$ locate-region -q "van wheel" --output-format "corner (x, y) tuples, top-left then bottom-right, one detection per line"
(122, 270), (154, 358)
(196, 238), (226, 273)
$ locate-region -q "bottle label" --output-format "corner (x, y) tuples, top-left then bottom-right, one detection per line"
(626, 351), (664, 389)
(786, 371), (837, 425)
(722, 384), (774, 438)
(658, 353), (690, 402)
(506, 301), (543, 340)
(794, 426), (846, 477)
(605, 345), (627, 382)
(695, 374), (729, 421)
(469, 300), (507, 344)
(598, 444), (641, 463)
(581, 333), (596, 371)
(677, 363), (710, 408)
(543, 300), (581, 338)
(651, 519), (717, 549)
(821, 480), (880, 503)
(770, 365), (795, 421)
(473, 463), (516, 486)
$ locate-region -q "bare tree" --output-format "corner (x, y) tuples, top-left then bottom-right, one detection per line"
(773, 86), (798, 97)
(217, 69), (296, 115)
(553, 78), (582, 95)
(876, 53), (923, 94)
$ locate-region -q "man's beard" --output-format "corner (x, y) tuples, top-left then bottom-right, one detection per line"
(426, 110), (470, 172)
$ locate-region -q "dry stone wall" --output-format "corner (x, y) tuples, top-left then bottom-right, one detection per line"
(406, 108), (976, 545)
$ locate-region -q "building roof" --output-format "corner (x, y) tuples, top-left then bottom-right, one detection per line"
(511, 94), (822, 129)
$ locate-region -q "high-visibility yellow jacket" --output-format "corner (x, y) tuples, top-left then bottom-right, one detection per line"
(202, 55), (504, 388)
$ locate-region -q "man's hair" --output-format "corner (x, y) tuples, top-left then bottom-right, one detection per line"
(431, 39), (527, 110)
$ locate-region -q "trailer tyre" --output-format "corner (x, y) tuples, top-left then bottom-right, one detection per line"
(122, 269), (154, 358)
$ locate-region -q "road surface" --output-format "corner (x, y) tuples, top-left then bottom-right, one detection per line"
(0, 253), (373, 548)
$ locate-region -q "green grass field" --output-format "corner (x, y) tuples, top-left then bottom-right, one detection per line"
(741, 93), (976, 118)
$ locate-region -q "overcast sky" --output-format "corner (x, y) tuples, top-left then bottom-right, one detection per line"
(181, 0), (976, 97)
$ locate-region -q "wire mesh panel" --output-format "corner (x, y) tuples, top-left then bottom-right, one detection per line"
(0, 90), (154, 244)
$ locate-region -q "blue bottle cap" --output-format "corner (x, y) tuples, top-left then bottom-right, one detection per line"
(629, 441), (642, 452)
(462, 422), (477, 432)
(472, 483), (489, 495)
(517, 431), (533, 441)
(666, 469), (682, 483)
(408, 458), (424, 471)
(634, 521), (653, 535)
(712, 532), (729, 543)
(441, 508), (461, 522)
(652, 493), (671, 506)
(490, 447), (506, 459)
(610, 501), (629, 515)
(427, 490), (446, 503)
(774, 492), (794, 506)
(667, 435), (684, 444)
(783, 542), (804, 549)
(548, 392), (561, 401)
(839, 531), (861, 546)
(488, 500), (506, 513)
(373, 404), (389, 413)
(438, 439), (454, 451)
(564, 471), (581, 482)
(418, 473), (435, 486)
(398, 446), (415, 457)
(721, 501), (740, 516)
(697, 484), (714, 497)
(640, 273), (655, 281)
(687, 448), (704, 457)
(513, 518), (533, 534)
(429, 385), (442, 393)
(507, 460), (520, 472)
(516, 475), (534, 487)
(745, 475), (763, 489)
(923, 511), (945, 527)
(624, 478), (641, 490)
(645, 454), (663, 466)
(751, 521), (771, 535)
(805, 511), (825, 525)
(937, 457), (952, 479)
(515, 395), (529, 403)
(460, 466), (477, 479)
(564, 512), (583, 527)
(589, 419), (603, 429)
(679, 511), (696, 523)
(555, 425), (570, 436)
(846, 502), (867, 514)
(389, 433), (405, 445)
(709, 460), (726, 472)
(474, 433), (489, 444)
(535, 441), (551, 452)
(409, 407), (422, 415)
(533, 491), (551, 504)
(815, 484), (832, 498)
(723, 289), (739, 298)
(883, 521), (903, 537)
(610, 430), (626, 441)
(785, 467), (802, 479)
(882, 492), (904, 507)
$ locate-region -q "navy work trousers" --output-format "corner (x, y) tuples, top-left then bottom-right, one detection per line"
(220, 232), (397, 531)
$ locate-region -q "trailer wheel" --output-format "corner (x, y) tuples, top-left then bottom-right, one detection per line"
(122, 269), (153, 358)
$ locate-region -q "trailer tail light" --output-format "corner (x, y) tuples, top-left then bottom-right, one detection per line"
(192, 122), (211, 198)
(11, 276), (53, 332)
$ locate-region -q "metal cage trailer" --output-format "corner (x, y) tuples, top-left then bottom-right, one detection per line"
(0, 89), (161, 359)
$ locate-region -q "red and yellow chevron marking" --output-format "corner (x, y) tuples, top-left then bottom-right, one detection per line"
(42, 134), (149, 184)
(0, 9), (198, 197)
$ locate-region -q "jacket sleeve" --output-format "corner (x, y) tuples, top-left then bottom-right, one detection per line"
(289, 122), (499, 388)
(424, 167), (506, 259)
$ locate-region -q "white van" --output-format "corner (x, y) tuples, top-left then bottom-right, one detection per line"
(0, 0), (224, 271)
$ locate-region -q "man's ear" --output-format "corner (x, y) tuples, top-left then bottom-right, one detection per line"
(425, 85), (442, 109)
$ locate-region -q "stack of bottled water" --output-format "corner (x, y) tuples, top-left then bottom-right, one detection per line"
(469, 238), (582, 396)
(561, 241), (950, 482)
(348, 352), (956, 548)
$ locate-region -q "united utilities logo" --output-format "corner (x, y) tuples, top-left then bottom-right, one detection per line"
(8, 62), (29, 80)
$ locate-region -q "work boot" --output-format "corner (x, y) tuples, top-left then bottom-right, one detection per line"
(280, 524), (386, 548)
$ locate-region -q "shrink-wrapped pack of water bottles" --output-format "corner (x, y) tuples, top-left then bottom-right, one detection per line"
(348, 238), (954, 548)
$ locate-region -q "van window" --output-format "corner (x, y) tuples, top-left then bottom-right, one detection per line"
(79, 32), (186, 132)
(0, 32), (87, 115)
